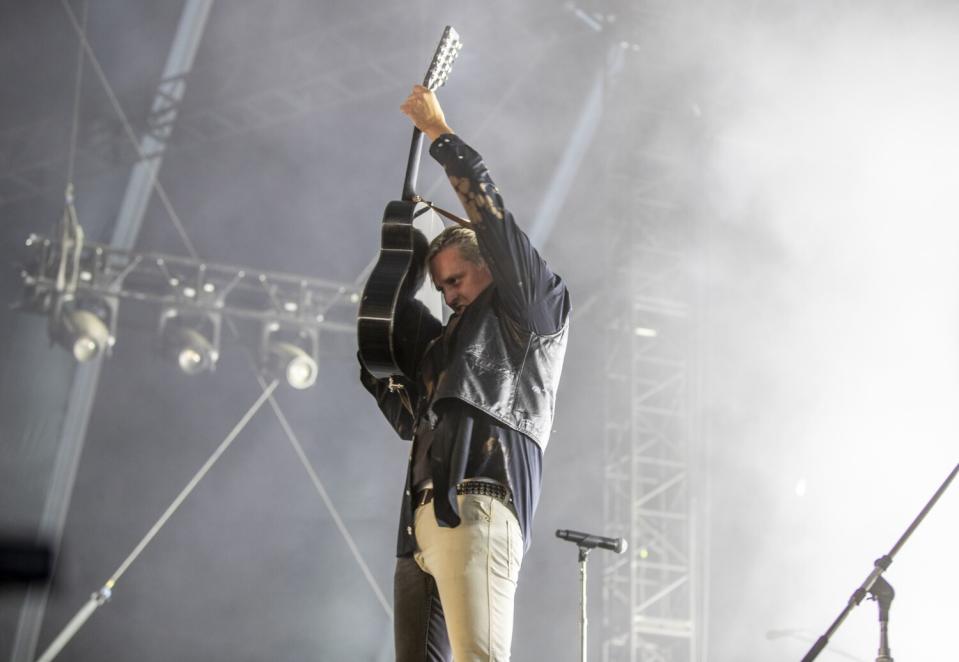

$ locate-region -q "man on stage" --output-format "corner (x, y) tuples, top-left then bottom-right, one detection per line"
(359, 84), (570, 661)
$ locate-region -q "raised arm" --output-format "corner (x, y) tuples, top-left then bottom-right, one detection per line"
(400, 86), (570, 335)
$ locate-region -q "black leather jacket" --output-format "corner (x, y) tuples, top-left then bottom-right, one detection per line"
(427, 285), (567, 451)
(360, 134), (569, 450)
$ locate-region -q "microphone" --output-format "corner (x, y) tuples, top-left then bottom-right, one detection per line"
(555, 529), (628, 554)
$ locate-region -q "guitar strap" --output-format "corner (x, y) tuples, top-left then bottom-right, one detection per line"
(413, 196), (473, 229)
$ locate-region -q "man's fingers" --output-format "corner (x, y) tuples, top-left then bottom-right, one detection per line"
(401, 93), (428, 112)
(401, 84), (444, 136)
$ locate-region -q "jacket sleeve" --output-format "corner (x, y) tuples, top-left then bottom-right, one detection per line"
(429, 134), (570, 335)
(358, 358), (418, 440)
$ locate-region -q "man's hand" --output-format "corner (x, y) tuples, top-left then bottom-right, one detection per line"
(400, 85), (454, 142)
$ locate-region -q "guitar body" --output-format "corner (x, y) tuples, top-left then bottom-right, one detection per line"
(357, 26), (461, 379)
(357, 200), (425, 379)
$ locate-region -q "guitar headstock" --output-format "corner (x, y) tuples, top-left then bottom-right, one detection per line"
(422, 26), (462, 92)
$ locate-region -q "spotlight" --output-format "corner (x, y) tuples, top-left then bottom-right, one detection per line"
(266, 342), (317, 389)
(159, 310), (220, 375)
(53, 308), (112, 362)
(261, 324), (319, 389)
(166, 326), (217, 374)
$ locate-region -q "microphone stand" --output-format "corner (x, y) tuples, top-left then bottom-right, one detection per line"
(577, 546), (590, 662)
(871, 576), (894, 662)
(556, 529), (626, 662)
(800, 462), (958, 662)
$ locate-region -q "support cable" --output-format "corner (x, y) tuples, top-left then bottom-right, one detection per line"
(252, 365), (393, 618)
(34, 379), (279, 662)
(225, 314), (393, 618)
(65, 0), (86, 188)
(55, 0), (87, 297)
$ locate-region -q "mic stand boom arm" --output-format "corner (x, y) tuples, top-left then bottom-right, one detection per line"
(800, 462), (958, 662)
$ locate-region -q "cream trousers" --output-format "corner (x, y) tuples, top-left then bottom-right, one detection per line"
(412, 493), (524, 661)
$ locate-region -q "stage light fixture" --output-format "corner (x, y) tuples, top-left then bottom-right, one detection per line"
(53, 308), (112, 362)
(159, 310), (220, 375)
(267, 342), (317, 389)
(261, 323), (319, 389)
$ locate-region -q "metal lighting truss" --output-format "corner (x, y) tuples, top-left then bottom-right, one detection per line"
(17, 233), (356, 341)
(601, 126), (698, 661)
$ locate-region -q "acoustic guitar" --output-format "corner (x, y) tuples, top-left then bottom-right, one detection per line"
(357, 26), (462, 380)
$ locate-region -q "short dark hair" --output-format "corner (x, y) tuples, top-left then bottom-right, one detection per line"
(427, 226), (484, 266)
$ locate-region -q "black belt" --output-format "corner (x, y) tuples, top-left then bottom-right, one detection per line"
(414, 481), (511, 508)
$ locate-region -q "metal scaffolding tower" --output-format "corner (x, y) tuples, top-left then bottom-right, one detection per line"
(600, 41), (703, 662)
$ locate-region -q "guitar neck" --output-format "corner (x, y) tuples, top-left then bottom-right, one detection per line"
(401, 126), (425, 202)
(399, 25), (461, 202)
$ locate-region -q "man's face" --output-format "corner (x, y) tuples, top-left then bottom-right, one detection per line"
(429, 246), (493, 315)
